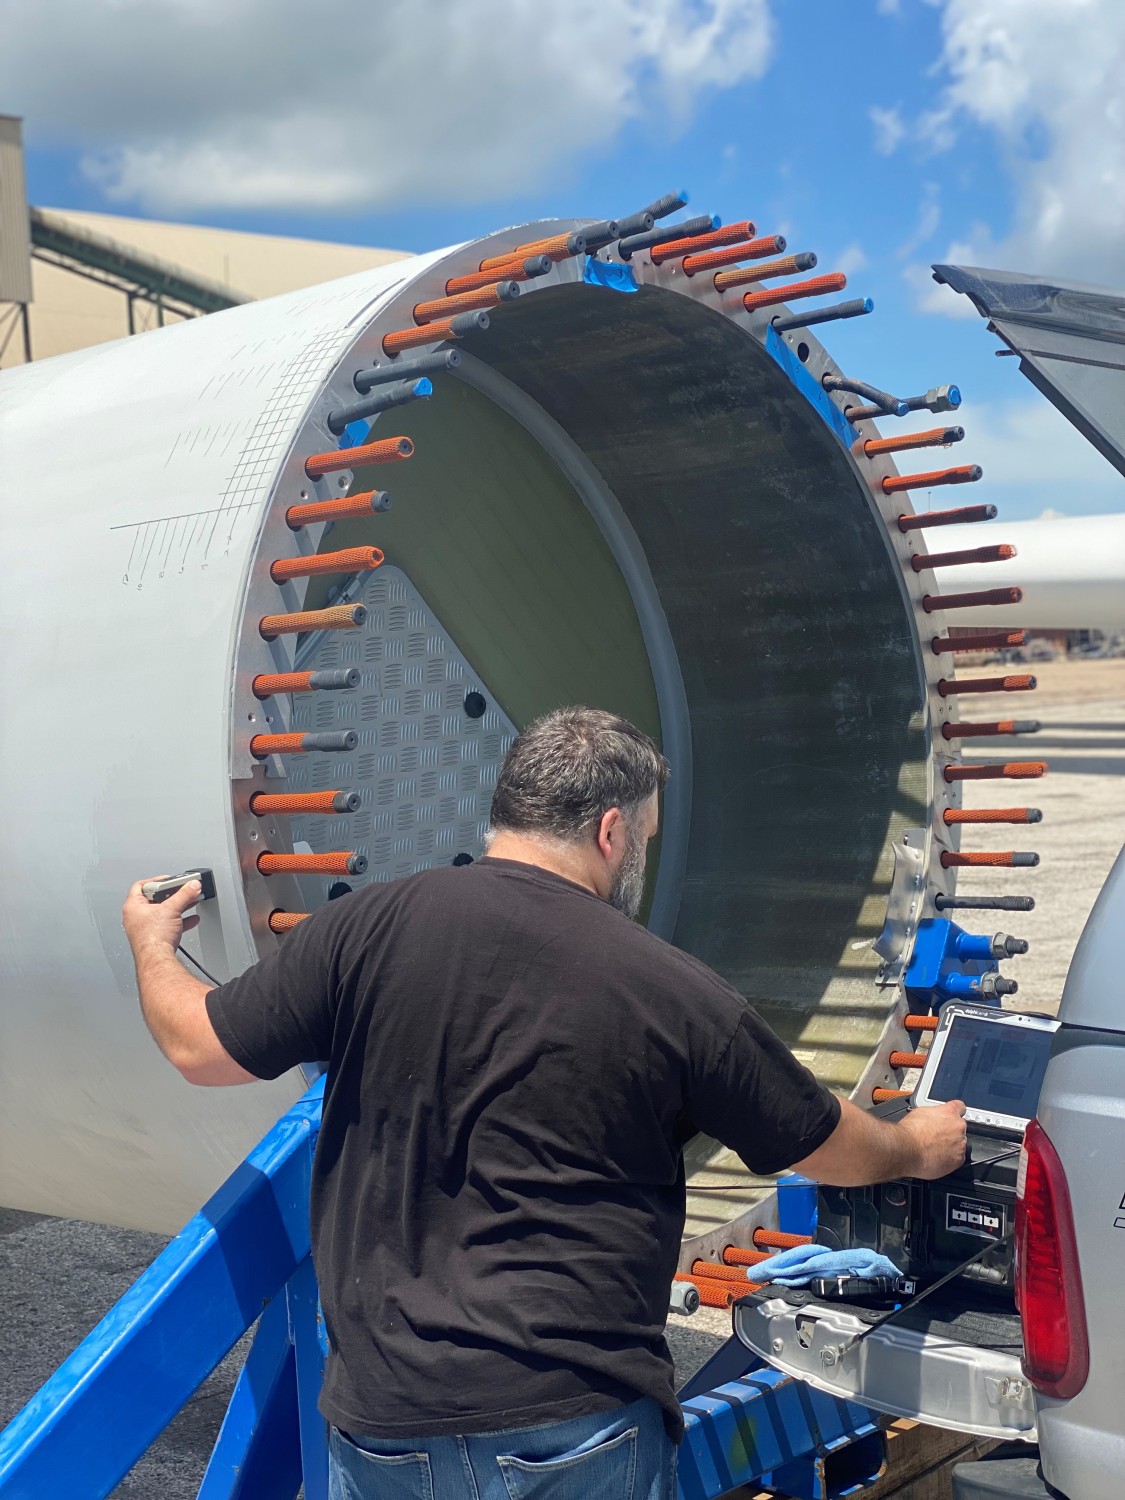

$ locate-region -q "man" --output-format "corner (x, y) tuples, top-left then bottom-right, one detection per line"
(123, 707), (965, 1500)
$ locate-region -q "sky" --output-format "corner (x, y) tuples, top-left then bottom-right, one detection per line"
(3, 0), (1123, 519)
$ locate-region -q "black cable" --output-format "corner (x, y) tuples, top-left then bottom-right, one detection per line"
(838, 1239), (998, 1354)
(973, 1146), (1022, 1167)
(179, 946), (222, 986)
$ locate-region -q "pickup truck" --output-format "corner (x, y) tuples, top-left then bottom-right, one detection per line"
(951, 845), (1125, 1498)
(738, 264), (1125, 1499)
(736, 842), (1125, 1499)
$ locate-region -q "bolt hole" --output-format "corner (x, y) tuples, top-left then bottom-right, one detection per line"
(797, 342), (810, 364)
(247, 712), (255, 722)
(299, 489), (308, 500)
(249, 828), (258, 841)
(338, 476), (348, 488)
(463, 691), (486, 720)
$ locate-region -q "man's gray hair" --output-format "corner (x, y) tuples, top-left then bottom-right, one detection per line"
(488, 706), (670, 843)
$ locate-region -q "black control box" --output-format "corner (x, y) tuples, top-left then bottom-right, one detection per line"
(815, 1101), (1020, 1292)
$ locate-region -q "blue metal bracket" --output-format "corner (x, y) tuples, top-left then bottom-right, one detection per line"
(903, 917), (1001, 1008)
(678, 1366), (884, 1500)
(0, 1074), (885, 1500)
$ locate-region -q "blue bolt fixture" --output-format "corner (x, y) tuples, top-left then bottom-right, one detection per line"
(904, 917), (1025, 1009)
(778, 1172), (819, 1239)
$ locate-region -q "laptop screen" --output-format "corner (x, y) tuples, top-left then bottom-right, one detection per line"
(926, 1014), (1054, 1123)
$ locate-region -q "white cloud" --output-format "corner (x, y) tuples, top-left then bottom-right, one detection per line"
(895, 183), (942, 260)
(869, 104), (905, 155)
(921, 0), (1125, 286)
(877, 0), (902, 12)
(0, 0), (774, 214)
(832, 241), (869, 276)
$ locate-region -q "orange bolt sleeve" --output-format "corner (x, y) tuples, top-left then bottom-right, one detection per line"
(912, 544), (1017, 571)
(249, 733), (307, 756)
(941, 850), (1039, 868)
(304, 436), (413, 479)
(742, 272), (847, 312)
(250, 791), (354, 815)
(944, 761), (1048, 781)
(904, 1014), (939, 1032)
(686, 236), (788, 278)
(479, 232), (582, 271)
(257, 851), (365, 876)
(942, 719), (1027, 737)
(752, 1229), (812, 1251)
(268, 910), (311, 933)
(944, 807), (1040, 824)
(890, 1051), (928, 1070)
(412, 281), (517, 325)
(673, 1274), (737, 1309)
(445, 259), (543, 295)
(898, 504), (997, 531)
(882, 465), (981, 494)
(938, 674), (1036, 696)
(717, 249), (816, 286)
(690, 1259), (755, 1284)
(925, 587), (1023, 612)
(260, 603), (367, 639)
(286, 490), (390, 529)
(253, 671), (317, 698)
(382, 319), (462, 355)
(873, 1088), (912, 1104)
(270, 546), (384, 584)
(650, 220), (757, 265)
(721, 1246), (772, 1267)
(863, 427), (965, 457)
(930, 630), (1025, 655)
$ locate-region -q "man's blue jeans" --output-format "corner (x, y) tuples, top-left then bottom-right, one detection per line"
(328, 1396), (677, 1499)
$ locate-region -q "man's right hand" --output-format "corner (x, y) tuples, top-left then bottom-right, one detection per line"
(791, 1095), (968, 1187)
(898, 1100), (968, 1180)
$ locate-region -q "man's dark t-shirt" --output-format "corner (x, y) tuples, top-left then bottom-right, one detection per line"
(206, 858), (839, 1440)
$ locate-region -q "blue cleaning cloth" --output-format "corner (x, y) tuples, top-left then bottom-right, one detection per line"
(750, 1244), (903, 1286)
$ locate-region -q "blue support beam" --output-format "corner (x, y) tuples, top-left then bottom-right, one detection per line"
(197, 1297), (302, 1500)
(0, 1081), (323, 1499)
(286, 1254), (329, 1500)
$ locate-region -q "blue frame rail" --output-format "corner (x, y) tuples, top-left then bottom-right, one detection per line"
(0, 1082), (327, 1500)
(0, 1079), (883, 1499)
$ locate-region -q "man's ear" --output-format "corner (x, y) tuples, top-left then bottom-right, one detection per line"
(596, 807), (623, 859)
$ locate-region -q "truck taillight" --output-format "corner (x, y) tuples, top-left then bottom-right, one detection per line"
(1015, 1118), (1089, 1399)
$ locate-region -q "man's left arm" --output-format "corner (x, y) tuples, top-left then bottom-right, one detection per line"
(122, 878), (256, 1086)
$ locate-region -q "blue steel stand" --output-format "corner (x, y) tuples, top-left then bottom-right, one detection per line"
(0, 1084), (884, 1500)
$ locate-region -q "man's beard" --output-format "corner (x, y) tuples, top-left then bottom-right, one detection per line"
(608, 821), (647, 921)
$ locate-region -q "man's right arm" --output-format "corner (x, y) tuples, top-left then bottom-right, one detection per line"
(790, 1096), (967, 1185)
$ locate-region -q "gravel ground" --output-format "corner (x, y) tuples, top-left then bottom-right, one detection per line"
(2, 658), (1121, 1490)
